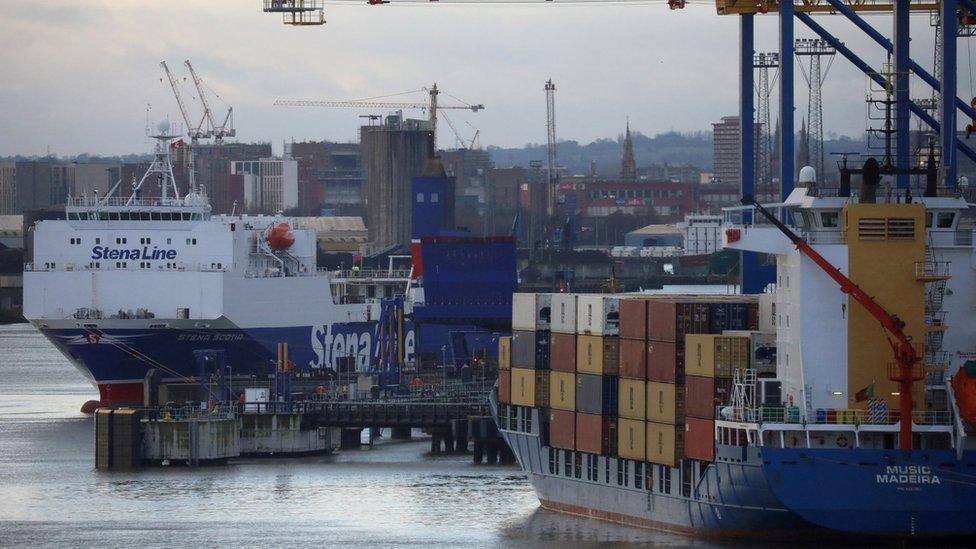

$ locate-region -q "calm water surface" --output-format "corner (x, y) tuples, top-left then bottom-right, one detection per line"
(0, 323), (719, 547)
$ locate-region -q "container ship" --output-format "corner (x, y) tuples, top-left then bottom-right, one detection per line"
(493, 175), (976, 537)
(23, 122), (516, 406)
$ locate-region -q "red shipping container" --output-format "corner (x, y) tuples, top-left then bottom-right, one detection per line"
(498, 369), (511, 403)
(647, 301), (711, 342)
(684, 417), (715, 461)
(619, 338), (647, 379)
(747, 302), (760, 331)
(685, 375), (716, 419)
(618, 298), (649, 340)
(647, 340), (681, 383)
(549, 332), (577, 373)
(575, 413), (617, 456)
(549, 409), (576, 450)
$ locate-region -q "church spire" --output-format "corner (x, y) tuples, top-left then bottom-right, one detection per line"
(620, 119), (637, 181)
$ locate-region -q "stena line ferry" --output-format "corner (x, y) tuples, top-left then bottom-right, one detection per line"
(23, 121), (411, 405)
(493, 164), (976, 538)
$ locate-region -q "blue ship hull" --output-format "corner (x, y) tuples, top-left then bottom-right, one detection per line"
(762, 447), (976, 536)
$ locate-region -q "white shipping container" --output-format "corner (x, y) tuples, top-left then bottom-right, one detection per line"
(512, 293), (553, 331)
(551, 293), (578, 334)
(575, 295), (620, 336)
(722, 329), (777, 375)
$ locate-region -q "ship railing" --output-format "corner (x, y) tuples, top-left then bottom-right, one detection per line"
(67, 196), (199, 208)
(145, 404), (237, 422)
(739, 406), (954, 427)
(955, 229), (974, 247)
(916, 260), (951, 280)
(799, 230), (846, 245)
(330, 269), (412, 280)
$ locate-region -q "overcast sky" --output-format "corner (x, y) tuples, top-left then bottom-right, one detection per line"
(0, 1), (961, 157)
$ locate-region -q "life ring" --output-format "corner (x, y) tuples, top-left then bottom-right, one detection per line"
(836, 435), (850, 448)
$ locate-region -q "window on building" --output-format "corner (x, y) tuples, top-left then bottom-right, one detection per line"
(937, 212), (956, 229)
(430, 193), (439, 203)
(821, 211), (839, 228)
(416, 193), (425, 203)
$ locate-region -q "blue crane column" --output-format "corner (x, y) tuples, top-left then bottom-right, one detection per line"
(740, 13), (763, 294)
(893, 0), (910, 188)
(780, 0), (795, 199)
(943, 0), (958, 186)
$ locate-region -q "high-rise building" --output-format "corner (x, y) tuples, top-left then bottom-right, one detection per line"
(712, 116), (741, 184)
(232, 156), (299, 214)
(291, 141), (365, 216)
(0, 163), (15, 215)
(361, 114), (434, 253)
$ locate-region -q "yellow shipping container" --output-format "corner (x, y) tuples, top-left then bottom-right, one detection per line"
(618, 378), (646, 420)
(511, 368), (536, 407)
(646, 381), (683, 424)
(549, 371), (576, 411)
(684, 334), (750, 378)
(646, 421), (684, 467)
(575, 334), (620, 375)
(498, 336), (512, 371)
(617, 418), (646, 460)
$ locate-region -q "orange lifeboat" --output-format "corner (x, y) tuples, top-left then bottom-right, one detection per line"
(952, 361), (976, 428)
(266, 222), (295, 251)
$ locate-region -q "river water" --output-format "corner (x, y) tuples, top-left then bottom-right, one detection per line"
(0, 323), (709, 547)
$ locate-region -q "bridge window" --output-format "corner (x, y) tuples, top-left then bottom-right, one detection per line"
(937, 212), (956, 229)
(820, 211), (839, 228)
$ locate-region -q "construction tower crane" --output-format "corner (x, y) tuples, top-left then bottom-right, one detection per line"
(160, 61), (210, 144)
(274, 83), (484, 149)
(184, 60), (236, 144)
(545, 79), (557, 218)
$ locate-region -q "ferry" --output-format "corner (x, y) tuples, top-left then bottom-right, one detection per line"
(23, 121), (412, 405)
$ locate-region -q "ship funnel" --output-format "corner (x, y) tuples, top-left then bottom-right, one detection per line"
(839, 168), (851, 197)
(860, 157), (880, 203)
(924, 150), (938, 198)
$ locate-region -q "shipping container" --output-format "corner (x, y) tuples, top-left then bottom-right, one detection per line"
(684, 334), (750, 378)
(575, 412), (617, 456)
(685, 375), (716, 419)
(618, 378), (646, 420)
(511, 368), (536, 406)
(647, 300), (710, 342)
(549, 409), (576, 450)
(498, 369), (511, 403)
(617, 418), (646, 460)
(646, 421), (683, 467)
(512, 293), (552, 331)
(618, 338), (647, 380)
(549, 332), (577, 373)
(512, 330), (551, 369)
(725, 330), (776, 375)
(684, 417), (715, 461)
(498, 336), (511, 371)
(576, 295), (620, 336)
(647, 340), (681, 383)
(647, 381), (684, 424)
(535, 371), (550, 408)
(708, 301), (757, 333)
(618, 298), (650, 340)
(551, 293), (578, 334)
(759, 293), (776, 332)
(575, 374), (619, 415)
(576, 335), (620, 376)
(549, 371), (576, 411)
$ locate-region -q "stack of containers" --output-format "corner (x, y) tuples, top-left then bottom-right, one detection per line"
(617, 297), (649, 462)
(511, 293), (552, 408)
(645, 298), (710, 467)
(548, 293), (578, 451)
(683, 333), (750, 461)
(498, 336), (512, 404)
(575, 295), (619, 457)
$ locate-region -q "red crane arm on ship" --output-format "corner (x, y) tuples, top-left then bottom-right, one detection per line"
(744, 198), (918, 450)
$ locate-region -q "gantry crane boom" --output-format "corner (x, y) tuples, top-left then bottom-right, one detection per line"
(745, 197), (919, 450)
(274, 83), (484, 149)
